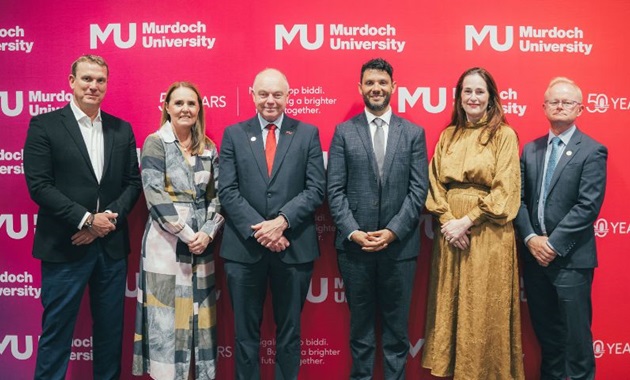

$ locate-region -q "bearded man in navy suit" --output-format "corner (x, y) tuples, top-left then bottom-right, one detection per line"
(327, 58), (429, 379)
(515, 77), (607, 380)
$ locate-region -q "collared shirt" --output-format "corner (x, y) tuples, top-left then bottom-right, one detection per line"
(256, 113), (290, 227)
(365, 107), (392, 156)
(70, 99), (104, 182)
(70, 100), (104, 229)
(258, 113), (284, 148)
(537, 125), (576, 235)
(347, 108), (393, 241)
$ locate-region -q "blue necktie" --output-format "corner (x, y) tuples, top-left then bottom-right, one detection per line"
(543, 137), (562, 200)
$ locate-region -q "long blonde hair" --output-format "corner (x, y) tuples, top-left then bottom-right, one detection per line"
(161, 81), (214, 155)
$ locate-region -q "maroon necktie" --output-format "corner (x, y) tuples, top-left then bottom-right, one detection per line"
(265, 124), (277, 176)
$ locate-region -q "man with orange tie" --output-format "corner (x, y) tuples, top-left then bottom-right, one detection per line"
(218, 68), (326, 380)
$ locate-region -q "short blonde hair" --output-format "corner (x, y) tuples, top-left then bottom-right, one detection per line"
(545, 77), (583, 102)
(71, 55), (109, 77)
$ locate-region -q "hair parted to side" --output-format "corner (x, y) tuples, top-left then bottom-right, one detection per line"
(545, 76), (583, 102)
(161, 81), (214, 155)
(449, 67), (508, 146)
(71, 55), (109, 77)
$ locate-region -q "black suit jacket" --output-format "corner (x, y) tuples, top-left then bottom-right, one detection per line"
(24, 104), (142, 262)
(514, 127), (607, 268)
(218, 115), (326, 264)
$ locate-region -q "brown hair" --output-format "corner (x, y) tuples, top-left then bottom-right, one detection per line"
(449, 67), (507, 146)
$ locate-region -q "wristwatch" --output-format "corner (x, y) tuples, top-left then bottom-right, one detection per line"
(84, 213), (95, 229)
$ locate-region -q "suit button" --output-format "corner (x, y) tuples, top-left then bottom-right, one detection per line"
(267, 193), (271, 198)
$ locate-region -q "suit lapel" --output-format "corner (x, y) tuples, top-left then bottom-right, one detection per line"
(355, 114), (380, 180)
(534, 137), (547, 198)
(60, 105), (97, 181)
(381, 114), (402, 184)
(101, 112), (114, 178)
(271, 116), (297, 181)
(547, 128), (582, 195)
(245, 117), (269, 183)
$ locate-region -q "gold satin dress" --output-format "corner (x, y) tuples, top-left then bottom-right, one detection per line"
(421, 121), (525, 380)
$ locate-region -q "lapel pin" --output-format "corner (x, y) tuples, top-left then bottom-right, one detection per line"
(285, 130), (293, 135)
(566, 150), (573, 156)
(250, 136), (256, 142)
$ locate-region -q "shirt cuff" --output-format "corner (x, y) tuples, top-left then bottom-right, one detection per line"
(523, 233), (537, 245)
(279, 212), (290, 228)
(78, 212), (92, 230)
(348, 230), (358, 241)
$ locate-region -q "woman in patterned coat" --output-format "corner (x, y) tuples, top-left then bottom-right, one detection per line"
(133, 81), (224, 380)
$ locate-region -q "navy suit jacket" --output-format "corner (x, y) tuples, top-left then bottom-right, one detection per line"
(327, 112), (429, 259)
(218, 115), (326, 264)
(514, 127), (607, 268)
(23, 104), (142, 262)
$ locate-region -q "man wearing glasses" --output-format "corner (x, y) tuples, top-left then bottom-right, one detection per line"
(515, 77), (607, 380)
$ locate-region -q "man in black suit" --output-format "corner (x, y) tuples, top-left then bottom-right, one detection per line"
(218, 68), (325, 380)
(515, 77), (607, 380)
(327, 58), (429, 379)
(24, 55), (141, 379)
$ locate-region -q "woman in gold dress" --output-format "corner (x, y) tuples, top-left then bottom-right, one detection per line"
(421, 67), (525, 379)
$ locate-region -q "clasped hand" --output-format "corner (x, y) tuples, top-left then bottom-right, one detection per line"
(71, 212), (118, 245)
(441, 216), (473, 250)
(188, 232), (212, 255)
(526, 235), (557, 267)
(352, 229), (396, 252)
(252, 216), (290, 252)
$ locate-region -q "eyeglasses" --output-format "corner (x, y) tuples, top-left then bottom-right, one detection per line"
(544, 100), (581, 109)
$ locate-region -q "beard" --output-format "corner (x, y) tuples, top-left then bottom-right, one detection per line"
(362, 92), (391, 113)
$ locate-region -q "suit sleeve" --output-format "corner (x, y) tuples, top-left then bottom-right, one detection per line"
(384, 126), (429, 240)
(278, 126), (326, 227)
(514, 146), (536, 239)
(141, 134), (195, 243)
(327, 125), (361, 238)
(218, 127), (266, 239)
(548, 144), (607, 256)
(24, 115), (88, 227)
(199, 144), (225, 239)
(103, 121), (142, 223)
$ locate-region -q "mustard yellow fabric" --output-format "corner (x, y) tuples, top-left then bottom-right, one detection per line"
(422, 121), (525, 380)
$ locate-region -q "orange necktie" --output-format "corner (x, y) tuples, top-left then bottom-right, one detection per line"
(265, 124), (277, 176)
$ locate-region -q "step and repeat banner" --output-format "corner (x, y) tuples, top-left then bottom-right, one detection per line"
(1, 1), (629, 379)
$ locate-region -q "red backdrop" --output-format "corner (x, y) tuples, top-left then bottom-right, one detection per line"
(1, 1), (629, 378)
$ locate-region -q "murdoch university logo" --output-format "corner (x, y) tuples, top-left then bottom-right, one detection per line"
(275, 24), (324, 50)
(0, 91), (24, 117)
(465, 25), (514, 52)
(90, 23), (137, 49)
(0, 335), (36, 360)
(397, 87), (449, 114)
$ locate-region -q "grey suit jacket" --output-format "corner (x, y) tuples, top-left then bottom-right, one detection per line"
(23, 104), (142, 262)
(327, 112), (429, 260)
(514, 127), (607, 268)
(218, 115), (326, 264)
